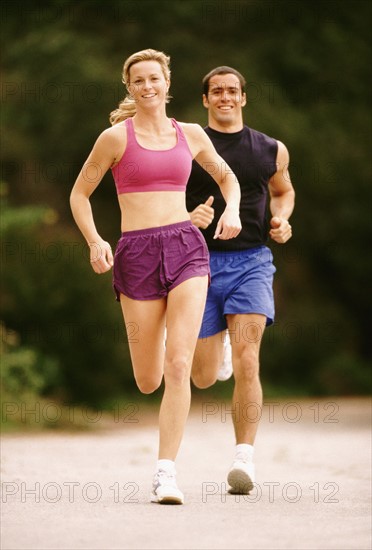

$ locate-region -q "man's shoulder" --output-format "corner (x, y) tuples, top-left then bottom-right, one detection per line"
(244, 125), (276, 142)
(203, 124), (276, 142)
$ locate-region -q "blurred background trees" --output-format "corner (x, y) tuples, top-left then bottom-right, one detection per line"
(1, 0), (371, 408)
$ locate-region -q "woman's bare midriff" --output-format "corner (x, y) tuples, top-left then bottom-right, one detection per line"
(118, 190), (190, 231)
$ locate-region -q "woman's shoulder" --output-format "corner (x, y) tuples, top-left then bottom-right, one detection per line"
(95, 121), (127, 148)
(175, 121), (212, 158)
(176, 121), (207, 140)
(90, 121), (128, 164)
(101, 120), (127, 139)
(176, 120), (202, 131)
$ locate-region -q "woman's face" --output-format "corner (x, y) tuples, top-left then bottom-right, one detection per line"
(128, 60), (169, 110)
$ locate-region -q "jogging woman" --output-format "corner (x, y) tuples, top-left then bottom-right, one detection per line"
(70, 49), (241, 504)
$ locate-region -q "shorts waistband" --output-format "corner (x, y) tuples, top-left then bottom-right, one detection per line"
(209, 245), (269, 258)
(121, 219), (192, 237)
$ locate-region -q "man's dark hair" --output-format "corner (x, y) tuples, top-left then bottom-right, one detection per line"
(202, 66), (246, 96)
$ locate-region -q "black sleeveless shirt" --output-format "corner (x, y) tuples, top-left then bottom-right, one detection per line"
(186, 125), (278, 251)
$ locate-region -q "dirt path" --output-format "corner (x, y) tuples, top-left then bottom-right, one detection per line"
(1, 397), (371, 550)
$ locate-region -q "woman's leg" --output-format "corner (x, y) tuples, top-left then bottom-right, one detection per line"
(119, 295), (167, 394)
(120, 276), (208, 504)
(159, 275), (209, 460)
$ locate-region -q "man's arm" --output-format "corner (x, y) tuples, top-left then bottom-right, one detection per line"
(189, 196), (215, 229)
(268, 140), (295, 243)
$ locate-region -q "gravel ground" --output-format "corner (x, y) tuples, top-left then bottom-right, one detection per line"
(1, 397), (371, 550)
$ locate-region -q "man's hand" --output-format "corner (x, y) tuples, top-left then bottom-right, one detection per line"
(214, 207), (242, 240)
(190, 196), (215, 229)
(269, 216), (292, 243)
(89, 240), (114, 273)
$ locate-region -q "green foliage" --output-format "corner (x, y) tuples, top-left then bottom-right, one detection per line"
(1, 0), (371, 406)
(1, 184), (132, 406)
(315, 353), (371, 395)
(1, 323), (59, 395)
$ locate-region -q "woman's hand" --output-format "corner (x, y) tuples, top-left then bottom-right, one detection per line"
(214, 207), (242, 240)
(89, 240), (114, 273)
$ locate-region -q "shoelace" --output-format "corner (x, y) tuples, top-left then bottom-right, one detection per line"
(234, 453), (252, 464)
(154, 469), (177, 487)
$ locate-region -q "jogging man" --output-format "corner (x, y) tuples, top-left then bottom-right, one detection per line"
(186, 66), (295, 493)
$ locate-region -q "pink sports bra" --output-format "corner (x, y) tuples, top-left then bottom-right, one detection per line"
(111, 118), (193, 195)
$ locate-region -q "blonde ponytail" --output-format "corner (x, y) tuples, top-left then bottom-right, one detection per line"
(109, 96), (137, 125)
(109, 48), (171, 126)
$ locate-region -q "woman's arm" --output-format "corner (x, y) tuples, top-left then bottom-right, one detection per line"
(70, 129), (118, 273)
(183, 124), (242, 239)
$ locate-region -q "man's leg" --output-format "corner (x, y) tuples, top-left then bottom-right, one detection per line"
(227, 313), (266, 444)
(226, 312), (266, 493)
(191, 330), (225, 388)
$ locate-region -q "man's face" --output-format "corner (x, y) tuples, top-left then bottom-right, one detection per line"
(203, 73), (246, 127)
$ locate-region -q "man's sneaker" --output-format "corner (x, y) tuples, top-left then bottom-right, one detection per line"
(217, 332), (233, 381)
(150, 469), (184, 504)
(227, 456), (255, 494)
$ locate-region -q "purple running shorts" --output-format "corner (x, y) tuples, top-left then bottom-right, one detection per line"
(113, 220), (210, 301)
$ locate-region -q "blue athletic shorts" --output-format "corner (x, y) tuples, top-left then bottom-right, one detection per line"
(199, 246), (276, 338)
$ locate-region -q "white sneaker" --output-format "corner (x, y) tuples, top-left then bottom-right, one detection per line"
(227, 455), (255, 494)
(217, 331), (233, 381)
(150, 469), (184, 504)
